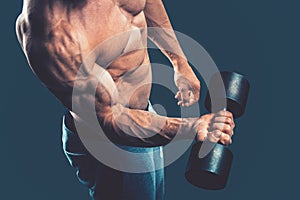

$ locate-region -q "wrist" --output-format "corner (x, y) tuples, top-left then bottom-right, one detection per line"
(174, 117), (199, 140)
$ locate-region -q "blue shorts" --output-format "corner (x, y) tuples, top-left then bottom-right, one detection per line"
(62, 111), (165, 200)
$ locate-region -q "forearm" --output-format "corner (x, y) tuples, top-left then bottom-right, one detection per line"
(49, 65), (198, 147)
(145, 0), (187, 71)
(70, 64), (198, 147)
(99, 103), (198, 147)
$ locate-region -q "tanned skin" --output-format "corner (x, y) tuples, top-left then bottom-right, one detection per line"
(16, 0), (235, 147)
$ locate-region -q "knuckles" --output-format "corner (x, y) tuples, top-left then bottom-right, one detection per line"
(223, 124), (232, 132)
(219, 133), (232, 145)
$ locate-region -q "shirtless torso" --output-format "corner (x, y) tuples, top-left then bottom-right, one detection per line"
(16, 0), (151, 109)
(16, 0), (234, 147)
(15, 1), (235, 198)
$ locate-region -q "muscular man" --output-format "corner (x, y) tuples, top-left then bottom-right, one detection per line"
(16, 0), (235, 199)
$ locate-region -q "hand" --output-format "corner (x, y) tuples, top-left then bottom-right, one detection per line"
(174, 62), (200, 107)
(195, 110), (235, 145)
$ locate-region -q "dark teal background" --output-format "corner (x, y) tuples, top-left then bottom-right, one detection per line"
(1, 0), (298, 199)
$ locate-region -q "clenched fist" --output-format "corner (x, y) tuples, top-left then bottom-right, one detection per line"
(196, 110), (235, 145)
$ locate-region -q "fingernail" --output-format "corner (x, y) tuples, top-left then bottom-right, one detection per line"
(213, 131), (221, 138)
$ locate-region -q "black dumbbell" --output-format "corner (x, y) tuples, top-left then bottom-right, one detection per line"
(185, 71), (250, 190)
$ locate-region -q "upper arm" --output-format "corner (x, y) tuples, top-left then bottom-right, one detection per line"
(21, 19), (116, 116)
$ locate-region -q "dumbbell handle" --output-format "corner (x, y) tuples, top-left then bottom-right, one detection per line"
(197, 107), (229, 158)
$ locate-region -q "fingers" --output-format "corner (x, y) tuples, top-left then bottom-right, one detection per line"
(218, 132), (232, 145)
(197, 129), (232, 145)
(199, 130), (232, 145)
(215, 110), (234, 119)
(210, 122), (234, 136)
(210, 111), (234, 145)
(213, 115), (233, 124)
(206, 130), (222, 143)
(196, 111), (235, 146)
(207, 130), (232, 145)
(175, 89), (198, 107)
(213, 110), (234, 127)
(175, 91), (192, 107)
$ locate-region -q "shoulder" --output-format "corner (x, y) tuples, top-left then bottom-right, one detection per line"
(15, 13), (27, 50)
